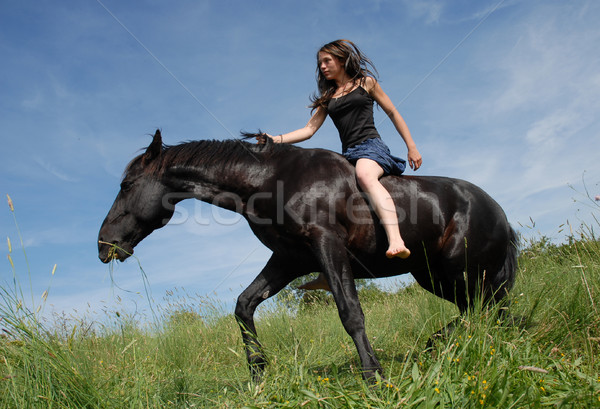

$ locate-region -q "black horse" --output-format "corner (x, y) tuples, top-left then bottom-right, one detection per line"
(98, 130), (517, 381)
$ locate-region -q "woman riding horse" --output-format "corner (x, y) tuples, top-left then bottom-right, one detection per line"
(257, 40), (422, 289)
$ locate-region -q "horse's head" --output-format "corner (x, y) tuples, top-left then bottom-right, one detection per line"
(98, 130), (176, 263)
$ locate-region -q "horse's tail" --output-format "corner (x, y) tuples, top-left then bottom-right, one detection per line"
(493, 225), (519, 302)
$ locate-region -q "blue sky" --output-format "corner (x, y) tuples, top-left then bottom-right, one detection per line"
(2, 0), (599, 321)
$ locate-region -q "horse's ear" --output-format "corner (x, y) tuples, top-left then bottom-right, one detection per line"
(143, 129), (163, 164)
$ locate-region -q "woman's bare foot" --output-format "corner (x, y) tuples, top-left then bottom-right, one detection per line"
(386, 244), (411, 259)
(298, 273), (331, 291)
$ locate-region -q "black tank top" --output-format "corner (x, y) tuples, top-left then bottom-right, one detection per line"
(327, 86), (380, 152)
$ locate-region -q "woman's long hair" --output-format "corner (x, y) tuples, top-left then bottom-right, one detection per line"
(310, 39), (379, 111)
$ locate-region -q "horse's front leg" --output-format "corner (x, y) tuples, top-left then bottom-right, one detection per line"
(234, 254), (300, 382)
(310, 228), (383, 382)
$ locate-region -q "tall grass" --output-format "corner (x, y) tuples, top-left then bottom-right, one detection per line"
(2, 196), (599, 408)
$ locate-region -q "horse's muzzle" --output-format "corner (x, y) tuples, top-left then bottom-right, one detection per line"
(98, 240), (132, 263)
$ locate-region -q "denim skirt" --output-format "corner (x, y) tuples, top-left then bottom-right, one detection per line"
(343, 137), (406, 176)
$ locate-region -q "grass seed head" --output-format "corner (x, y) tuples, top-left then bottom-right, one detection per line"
(7, 194), (14, 212)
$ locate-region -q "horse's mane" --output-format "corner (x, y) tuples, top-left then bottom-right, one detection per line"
(124, 133), (292, 178)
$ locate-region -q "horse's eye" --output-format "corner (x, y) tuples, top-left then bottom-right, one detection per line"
(120, 181), (133, 192)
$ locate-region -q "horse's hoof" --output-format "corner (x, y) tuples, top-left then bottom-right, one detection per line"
(362, 368), (385, 385)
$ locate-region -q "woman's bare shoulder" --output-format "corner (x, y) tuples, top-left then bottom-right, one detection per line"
(361, 76), (378, 94)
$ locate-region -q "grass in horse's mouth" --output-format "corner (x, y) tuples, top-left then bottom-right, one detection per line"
(98, 241), (127, 262)
(98, 240), (158, 320)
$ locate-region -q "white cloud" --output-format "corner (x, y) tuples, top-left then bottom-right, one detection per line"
(524, 111), (578, 147)
(492, 6), (600, 115)
(33, 156), (80, 183)
(405, 1), (443, 24)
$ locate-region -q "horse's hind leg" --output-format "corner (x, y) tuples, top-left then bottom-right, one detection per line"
(420, 262), (510, 348)
(411, 266), (470, 348)
(235, 254), (303, 381)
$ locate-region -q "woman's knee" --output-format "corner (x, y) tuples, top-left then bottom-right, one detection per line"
(356, 171), (377, 191)
(355, 159), (383, 190)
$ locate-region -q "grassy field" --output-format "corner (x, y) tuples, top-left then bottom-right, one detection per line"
(2, 207), (600, 407)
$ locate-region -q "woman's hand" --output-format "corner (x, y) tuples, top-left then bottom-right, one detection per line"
(407, 147), (422, 171)
(256, 133), (276, 144)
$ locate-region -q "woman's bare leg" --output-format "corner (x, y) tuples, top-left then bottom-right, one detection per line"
(355, 158), (410, 259)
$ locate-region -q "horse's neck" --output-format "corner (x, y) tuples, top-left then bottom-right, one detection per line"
(164, 160), (264, 213)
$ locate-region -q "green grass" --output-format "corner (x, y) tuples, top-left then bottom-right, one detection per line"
(2, 199), (600, 407)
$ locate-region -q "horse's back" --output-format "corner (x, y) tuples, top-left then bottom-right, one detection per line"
(384, 174), (509, 234)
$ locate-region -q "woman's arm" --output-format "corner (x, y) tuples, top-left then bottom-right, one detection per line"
(365, 77), (423, 171)
(262, 107), (327, 144)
